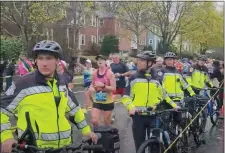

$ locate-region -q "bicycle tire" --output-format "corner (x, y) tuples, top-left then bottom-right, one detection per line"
(210, 112), (219, 125)
(137, 138), (164, 153)
(210, 100), (219, 125)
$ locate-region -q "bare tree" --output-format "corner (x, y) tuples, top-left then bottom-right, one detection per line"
(144, 1), (196, 52)
(1, 1), (66, 55)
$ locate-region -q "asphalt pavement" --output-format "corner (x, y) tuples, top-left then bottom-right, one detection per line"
(72, 87), (224, 153)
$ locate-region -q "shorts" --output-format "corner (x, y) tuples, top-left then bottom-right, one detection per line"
(93, 103), (114, 111)
(113, 88), (125, 96)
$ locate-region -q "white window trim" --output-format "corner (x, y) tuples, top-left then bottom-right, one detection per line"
(149, 39), (153, 44)
(90, 15), (96, 27)
(67, 28), (69, 47)
(46, 28), (49, 40)
(91, 35), (96, 43)
(50, 28), (54, 41)
(98, 35), (104, 43)
(98, 18), (104, 27)
(80, 34), (85, 45)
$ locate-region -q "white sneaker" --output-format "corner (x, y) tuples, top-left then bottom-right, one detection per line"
(111, 113), (116, 122)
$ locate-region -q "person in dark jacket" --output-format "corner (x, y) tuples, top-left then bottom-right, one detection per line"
(5, 59), (16, 91)
(0, 60), (7, 93)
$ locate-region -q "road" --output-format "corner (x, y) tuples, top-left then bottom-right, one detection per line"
(72, 87), (224, 153)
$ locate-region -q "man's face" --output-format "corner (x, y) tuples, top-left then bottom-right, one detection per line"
(137, 58), (148, 71)
(36, 54), (58, 77)
(112, 55), (120, 63)
(165, 58), (175, 66)
(156, 60), (163, 66)
(197, 60), (205, 66)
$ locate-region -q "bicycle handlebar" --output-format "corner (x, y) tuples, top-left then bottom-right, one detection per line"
(12, 133), (102, 152)
(130, 108), (188, 117)
(194, 87), (223, 91)
(184, 96), (209, 101)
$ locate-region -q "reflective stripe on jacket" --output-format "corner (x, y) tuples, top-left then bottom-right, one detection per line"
(121, 71), (176, 111)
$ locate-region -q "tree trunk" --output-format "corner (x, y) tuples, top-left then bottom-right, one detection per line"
(179, 34), (183, 55)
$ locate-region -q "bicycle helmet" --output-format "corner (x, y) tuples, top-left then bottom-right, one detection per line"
(95, 54), (107, 61)
(33, 40), (62, 58)
(136, 51), (156, 61)
(164, 52), (176, 59)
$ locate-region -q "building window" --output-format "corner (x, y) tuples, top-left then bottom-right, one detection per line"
(76, 15), (85, 25)
(141, 41), (144, 45)
(98, 18), (104, 26)
(90, 15), (96, 26)
(79, 34), (85, 45)
(91, 35), (96, 43)
(149, 39), (153, 44)
(118, 22), (121, 27)
(98, 35), (104, 43)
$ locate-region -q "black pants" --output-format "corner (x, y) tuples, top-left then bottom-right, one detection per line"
(132, 115), (156, 151)
(5, 76), (12, 91)
(0, 75), (3, 92)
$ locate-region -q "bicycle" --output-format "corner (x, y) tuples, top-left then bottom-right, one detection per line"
(130, 108), (188, 153)
(183, 96), (209, 146)
(196, 87), (223, 125)
(11, 133), (103, 153)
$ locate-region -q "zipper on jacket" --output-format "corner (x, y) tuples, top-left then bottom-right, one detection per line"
(146, 77), (150, 108)
(55, 105), (60, 147)
(51, 84), (61, 148)
(54, 96), (61, 148)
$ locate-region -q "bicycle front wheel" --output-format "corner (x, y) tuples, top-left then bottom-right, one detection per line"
(137, 138), (164, 153)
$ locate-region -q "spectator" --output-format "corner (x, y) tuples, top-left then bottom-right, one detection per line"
(57, 60), (74, 89)
(5, 59), (16, 91)
(0, 60), (7, 93)
(18, 54), (34, 76)
(68, 57), (76, 75)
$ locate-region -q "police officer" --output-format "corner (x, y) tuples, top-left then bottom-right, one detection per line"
(121, 51), (179, 151)
(156, 52), (195, 104)
(1, 40), (97, 153)
(186, 54), (213, 94)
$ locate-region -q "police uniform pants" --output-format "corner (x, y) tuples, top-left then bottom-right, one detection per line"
(132, 115), (156, 151)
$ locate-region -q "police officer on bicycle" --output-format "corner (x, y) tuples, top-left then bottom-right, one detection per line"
(121, 51), (179, 151)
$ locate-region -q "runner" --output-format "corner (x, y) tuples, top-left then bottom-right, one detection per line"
(77, 59), (95, 112)
(110, 53), (131, 122)
(88, 55), (116, 126)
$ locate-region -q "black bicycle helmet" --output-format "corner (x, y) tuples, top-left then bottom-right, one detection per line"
(136, 51), (156, 61)
(95, 54), (107, 61)
(33, 40), (62, 58)
(164, 52), (176, 59)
